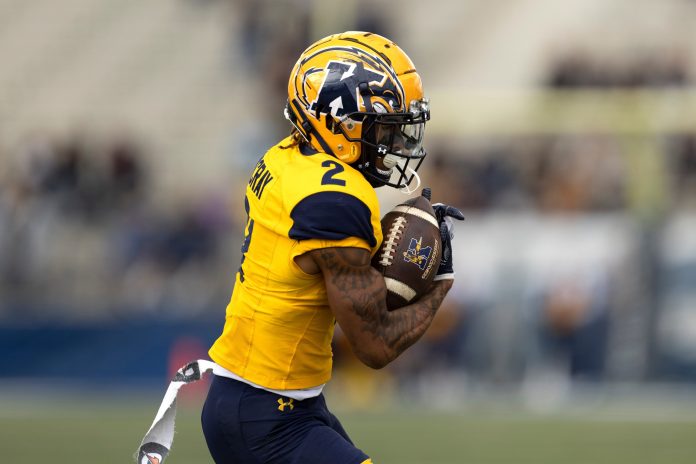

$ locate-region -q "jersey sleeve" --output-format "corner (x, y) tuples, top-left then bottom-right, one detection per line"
(288, 191), (377, 258)
(281, 149), (384, 261)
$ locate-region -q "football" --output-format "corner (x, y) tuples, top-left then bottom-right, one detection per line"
(372, 189), (442, 310)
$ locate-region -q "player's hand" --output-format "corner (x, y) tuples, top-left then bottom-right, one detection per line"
(432, 203), (465, 281)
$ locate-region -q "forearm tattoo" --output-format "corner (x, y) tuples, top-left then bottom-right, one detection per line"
(315, 247), (450, 359)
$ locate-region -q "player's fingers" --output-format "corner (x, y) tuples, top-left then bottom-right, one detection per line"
(444, 216), (454, 240)
(439, 222), (450, 245)
(433, 203), (465, 222)
(433, 203), (449, 223)
(432, 203), (445, 222)
(444, 205), (465, 221)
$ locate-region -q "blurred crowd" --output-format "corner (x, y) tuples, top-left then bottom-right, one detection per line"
(546, 48), (691, 88)
(3, 132), (146, 222)
(427, 132), (696, 213)
(0, 131), (237, 321)
(428, 48), (696, 214)
(427, 135), (627, 213)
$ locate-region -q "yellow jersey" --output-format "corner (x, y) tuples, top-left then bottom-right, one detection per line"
(209, 136), (383, 390)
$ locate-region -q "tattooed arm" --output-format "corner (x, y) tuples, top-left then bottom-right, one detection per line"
(308, 246), (452, 369)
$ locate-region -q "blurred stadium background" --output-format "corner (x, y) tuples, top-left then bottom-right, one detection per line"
(2, 0), (696, 462)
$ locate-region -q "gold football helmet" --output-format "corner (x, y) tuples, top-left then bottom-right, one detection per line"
(285, 31), (429, 189)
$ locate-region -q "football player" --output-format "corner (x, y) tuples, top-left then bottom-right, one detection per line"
(202, 31), (464, 463)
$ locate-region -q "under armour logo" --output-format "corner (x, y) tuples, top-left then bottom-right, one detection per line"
(377, 145), (388, 155)
(277, 398), (294, 412)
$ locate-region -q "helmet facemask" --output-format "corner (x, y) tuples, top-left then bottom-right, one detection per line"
(340, 98), (430, 191)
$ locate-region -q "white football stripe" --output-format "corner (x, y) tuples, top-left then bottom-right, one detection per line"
(384, 277), (417, 302)
(391, 206), (438, 228)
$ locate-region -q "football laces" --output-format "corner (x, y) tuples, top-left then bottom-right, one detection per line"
(379, 216), (407, 266)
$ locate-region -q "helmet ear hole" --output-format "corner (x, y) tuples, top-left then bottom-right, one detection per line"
(332, 142), (360, 165)
(348, 143), (361, 163)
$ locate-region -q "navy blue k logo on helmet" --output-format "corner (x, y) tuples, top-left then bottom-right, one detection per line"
(310, 61), (388, 118)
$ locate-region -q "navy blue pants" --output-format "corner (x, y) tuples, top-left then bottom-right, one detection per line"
(201, 375), (370, 464)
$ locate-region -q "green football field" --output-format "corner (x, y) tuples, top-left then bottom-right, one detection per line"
(1, 391), (695, 464)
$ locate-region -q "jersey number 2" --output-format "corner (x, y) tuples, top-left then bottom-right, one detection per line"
(321, 160), (346, 186)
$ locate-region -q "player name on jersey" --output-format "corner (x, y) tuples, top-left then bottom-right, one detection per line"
(248, 158), (274, 200)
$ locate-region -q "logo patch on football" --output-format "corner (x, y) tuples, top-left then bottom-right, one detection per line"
(402, 237), (432, 271)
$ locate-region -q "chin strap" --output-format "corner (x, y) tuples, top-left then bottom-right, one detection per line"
(284, 104), (310, 144)
(398, 166), (421, 195)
